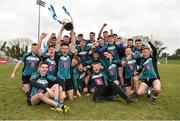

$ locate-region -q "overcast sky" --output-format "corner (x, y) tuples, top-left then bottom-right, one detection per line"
(0, 0), (179, 54)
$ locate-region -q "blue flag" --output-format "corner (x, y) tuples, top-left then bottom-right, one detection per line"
(62, 6), (73, 22)
(48, 4), (58, 21)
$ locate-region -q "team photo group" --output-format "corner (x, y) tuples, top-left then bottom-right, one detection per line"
(10, 23), (161, 114)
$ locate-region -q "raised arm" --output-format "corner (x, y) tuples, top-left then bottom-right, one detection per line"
(145, 37), (157, 57)
(56, 25), (64, 51)
(69, 28), (77, 54)
(98, 23), (107, 38)
(37, 33), (47, 55)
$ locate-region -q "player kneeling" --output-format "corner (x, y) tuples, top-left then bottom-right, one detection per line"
(27, 62), (69, 113)
(136, 47), (161, 105)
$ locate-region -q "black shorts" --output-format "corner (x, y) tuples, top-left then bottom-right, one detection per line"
(143, 78), (157, 87)
(22, 75), (31, 84)
(124, 78), (132, 87)
(94, 86), (111, 97)
(27, 95), (41, 106)
(59, 79), (73, 92)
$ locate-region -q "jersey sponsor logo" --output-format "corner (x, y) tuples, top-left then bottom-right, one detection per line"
(107, 46), (116, 56)
(128, 64), (136, 71)
(29, 61), (36, 68)
(37, 88), (45, 93)
(79, 51), (88, 55)
(26, 56), (40, 61)
(37, 79), (48, 85)
(107, 45), (116, 50)
(108, 68), (115, 76)
(49, 65), (54, 71)
(61, 61), (68, 68)
(128, 59), (136, 64)
(79, 72), (86, 80)
(108, 64), (116, 69)
(92, 73), (103, 79)
(145, 64), (150, 72)
(94, 77), (104, 86)
(87, 43), (93, 47)
(47, 59), (56, 65)
(143, 58), (152, 65)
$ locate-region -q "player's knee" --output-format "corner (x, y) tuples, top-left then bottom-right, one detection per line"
(53, 84), (59, 90)
(136, 90), (143, 96)
(22, 86), (29, 93)
(60, 93), (66, 99)
(154, 87), (161, 94)
(133, 76), (139, 82)
(69, 96), (74, 101)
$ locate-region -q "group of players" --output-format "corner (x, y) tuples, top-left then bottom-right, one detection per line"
(11, 23), (161, 113)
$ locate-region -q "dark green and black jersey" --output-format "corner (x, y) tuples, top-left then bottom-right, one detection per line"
(86, 39), (95, 48)
(72, 66), (87, 91)
(91, 72), (108, 87)
(55, 52), (73, 80)
(41, 52), (57, 76)
(106, 63), (118, 82)
(76, 45), (91, 66)
(121, 54), (141, 79)
(21, 52), (41, 76)
(29, 72), (58, 96)
(139, 57), (158, 81)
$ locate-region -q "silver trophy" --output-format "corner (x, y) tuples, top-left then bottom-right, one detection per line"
(62, 19), (73, 31)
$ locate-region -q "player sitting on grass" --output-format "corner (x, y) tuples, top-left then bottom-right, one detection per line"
(91, 61), (135, 103)
(27, 62), (69, 113)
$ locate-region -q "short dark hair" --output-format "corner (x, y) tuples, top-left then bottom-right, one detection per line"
(125, 47), (132, 50)
(61, 42), (69, 47)
(48, 45), (55, 49)
(127, 38), (133, 42)
(64, 35), (69, 38)
(80, 39), (86, 42)
(90, 32), (95, 36)
(142, 47), (150, 51)
(40, 61), (48, 66)
(108, 35), (114, 38)
(135, 39), (142, 42)
(97, 37), (104, 40)
(78, 34), (83, 37)
(113, 34), (117, 37)
(32, 43), (38, 46)
(72, 55), (80, 64)
(103, 31), (108, 34)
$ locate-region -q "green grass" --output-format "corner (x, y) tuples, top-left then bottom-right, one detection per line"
(0, 64), (180, 120)
(159, 59), (180, 64)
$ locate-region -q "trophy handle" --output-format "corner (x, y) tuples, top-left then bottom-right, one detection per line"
(57, 20), (62, 24)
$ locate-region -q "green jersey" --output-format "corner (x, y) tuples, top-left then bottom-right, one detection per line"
(30, 72), (57, 96)
(41, 52), (57, 76)
(140, 58), (158, 80)
(21, 52), (41, 76)
(55, 52), (72, 80)
(107, 63), (118, 82)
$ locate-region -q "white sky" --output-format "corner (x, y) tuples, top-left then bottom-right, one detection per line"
(0, 0), (180, 54)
